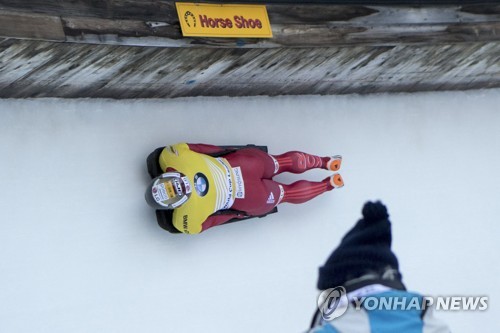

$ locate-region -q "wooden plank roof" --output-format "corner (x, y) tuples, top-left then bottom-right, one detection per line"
(0, 1), (499, 98)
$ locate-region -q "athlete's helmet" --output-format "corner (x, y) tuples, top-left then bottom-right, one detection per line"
(145, 172), (192, 209)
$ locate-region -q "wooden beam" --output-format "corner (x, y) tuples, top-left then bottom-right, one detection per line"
(61, 16), (181, 39)
(61, 5), (500, 47)
(1, 3), (500, 48)
(0, 1), (499, 21)
(0, 12), (65, 41)
(1, 39), (499, 98)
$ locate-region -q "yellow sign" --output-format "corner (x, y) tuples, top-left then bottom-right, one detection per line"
(176, 2), (273, 38)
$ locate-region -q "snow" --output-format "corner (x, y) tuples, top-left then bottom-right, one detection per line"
(1, 90), (499, 332)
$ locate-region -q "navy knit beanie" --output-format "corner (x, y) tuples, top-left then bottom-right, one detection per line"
(317, 201), (400, 290)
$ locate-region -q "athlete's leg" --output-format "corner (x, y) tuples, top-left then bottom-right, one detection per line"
(270, 151), (342, 175)
(226, 148), (341, 179)
(278, 174), (344, 204)
(231, 174), (344, 216)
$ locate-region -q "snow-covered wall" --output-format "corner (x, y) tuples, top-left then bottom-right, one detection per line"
(1, 90), (499, 332)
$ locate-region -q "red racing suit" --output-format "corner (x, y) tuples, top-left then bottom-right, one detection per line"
(158, 143), (337, 234)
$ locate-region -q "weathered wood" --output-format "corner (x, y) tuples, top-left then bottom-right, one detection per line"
(1, 1), (499, 21)
(267, 5), (377, 24)
(0, 1), (499, 98)
(0, 12), (65, 41)
(1, 39), (499, 98)
(61, 16), (181, 39)
(0, 1), (178, 20)
(2, 4), (500, 48)
(54, 6), (500, 48)
(461, 5), (500, 15)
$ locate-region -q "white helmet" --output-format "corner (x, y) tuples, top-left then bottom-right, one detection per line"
(145, 172), (192, 209)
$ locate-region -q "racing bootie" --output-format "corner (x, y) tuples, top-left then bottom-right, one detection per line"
(330, 173), (344, 189)
(327, 155), (342, 172)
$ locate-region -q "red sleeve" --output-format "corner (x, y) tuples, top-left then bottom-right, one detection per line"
(201, 212), (248, 232)
(187, 143), (227, 155)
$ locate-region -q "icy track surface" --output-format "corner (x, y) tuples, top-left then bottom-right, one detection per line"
(1, 90), (499, 333)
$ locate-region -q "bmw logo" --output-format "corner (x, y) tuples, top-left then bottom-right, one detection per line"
(194, 173), (209, 196)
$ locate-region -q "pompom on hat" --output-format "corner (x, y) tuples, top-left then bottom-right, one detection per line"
(317, 201), (403, 290)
